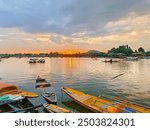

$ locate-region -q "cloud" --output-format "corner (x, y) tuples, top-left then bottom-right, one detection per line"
(0, 0), (150, 36)
(0, 0), (150, 52)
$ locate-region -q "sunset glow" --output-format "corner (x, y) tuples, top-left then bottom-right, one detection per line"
(68, 51), (72, 54)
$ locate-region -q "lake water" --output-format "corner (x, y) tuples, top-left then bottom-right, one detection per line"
(0, 57), (150, 112)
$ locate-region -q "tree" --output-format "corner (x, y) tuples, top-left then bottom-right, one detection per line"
(146, 51), (150, 56)
(108, 45), (133, 56)
(138, 47), (145, 53)
(135, 50), (138, 53)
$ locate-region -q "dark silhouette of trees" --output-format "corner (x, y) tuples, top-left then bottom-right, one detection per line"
(108, 45), (133, 56)
(138, 47), (145, 53)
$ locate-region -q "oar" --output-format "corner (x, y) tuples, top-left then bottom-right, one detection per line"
(111, 73), (124, 80)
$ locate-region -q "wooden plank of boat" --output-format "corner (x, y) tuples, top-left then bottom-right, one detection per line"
(1, 89), (38, 98)
(36, 82), (51, 88)
(0, 82), (38, 98)
(43, 104), (72, 113)
(42, 93), (57, 105)
(62, 87), (150, 113)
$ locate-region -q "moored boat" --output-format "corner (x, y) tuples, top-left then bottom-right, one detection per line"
(125, 57), (138, 61)
(36, 76), (47, 83)
(0, 94), (24, 106)
(43, 103), (72, 113)
(62, 87), (150, 113)
(37, 59), (45, 63)
(36, 76), (51, 88)
(42, 92), (57, 105)
(0, 82), (38, 98)
(28, 58), (45, 63)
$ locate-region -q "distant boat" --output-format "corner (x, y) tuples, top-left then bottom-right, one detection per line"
(62, 87), (150, 113)
(28, 58), (37, 63)
(102, 58), (119, 63)
(37, 59), (45, 63)
(125, 57), (138, 61)
(36, 76), (51, 88)
(42, 92), (57, 105)
(43, 104), (72, 113)
(28, 58), (45, 63)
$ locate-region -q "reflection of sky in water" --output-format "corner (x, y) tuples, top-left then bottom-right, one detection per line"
(0, 58), (150, 111)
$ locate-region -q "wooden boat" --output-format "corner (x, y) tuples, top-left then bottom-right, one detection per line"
(36, 76), (51, 88)
(0, 82), (38, 98)
(42, 92), (57, 104)
(125, 57), (138, 61)
(62, 87), (150, 113)
(28, 58), (45, 64)
(43, 103), (72, 113)
(102, 59), (119, 63)
(36, 76), (47, 83)
(28, 58), (37, 63)
(0, 94), (24, 106)
(37, 59), (45, 63)
(1, 99), (40, 113)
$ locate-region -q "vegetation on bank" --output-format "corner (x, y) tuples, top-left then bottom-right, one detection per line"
(0, 45), (150, 58)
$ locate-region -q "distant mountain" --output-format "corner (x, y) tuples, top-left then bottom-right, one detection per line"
(86, 50), (101, 54)
(85, 50), (106, 57)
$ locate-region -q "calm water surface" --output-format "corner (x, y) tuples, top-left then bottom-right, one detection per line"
(0, 58), (150, 112)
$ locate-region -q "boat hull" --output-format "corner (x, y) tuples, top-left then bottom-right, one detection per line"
(62, 87), (150, 113)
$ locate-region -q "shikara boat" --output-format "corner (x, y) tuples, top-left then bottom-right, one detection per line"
(36, 76), (51, 88)
(125, 57), (138, 61)
(37, 59), (45, 63)
(42, 92), (57, 105)
(1, 99), (41, 113)
(28, 58), (37, 63)
(0, 82), (38, 98)
(28, 58), (45, 63)
(43, 103), (72, 113)
(62, 87), (150, 113)
(102, 59), (119, 63)
(0, 94), (24, 106)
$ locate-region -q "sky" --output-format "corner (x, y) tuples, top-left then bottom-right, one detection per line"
(0, 0), (150, 53)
